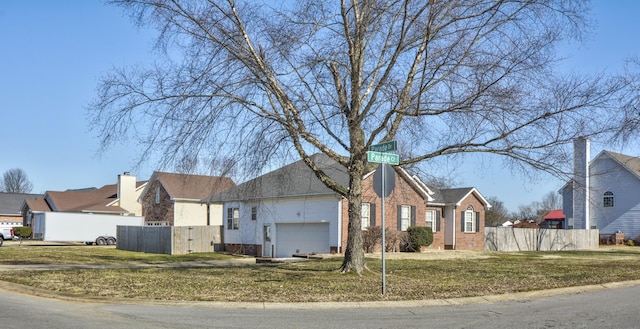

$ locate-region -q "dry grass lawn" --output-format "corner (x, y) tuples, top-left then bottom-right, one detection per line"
(0, 244), (639, 303)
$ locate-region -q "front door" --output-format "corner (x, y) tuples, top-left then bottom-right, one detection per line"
(262, 225), (272, 257)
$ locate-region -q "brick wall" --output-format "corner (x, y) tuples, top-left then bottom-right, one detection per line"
(225, 243), (261, 257)
(341, 168), (429, 253)
(141, 180), (175, 225)
(454, 193), (486, 251)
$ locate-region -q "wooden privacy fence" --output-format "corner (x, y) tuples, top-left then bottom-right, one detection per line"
(485, 227), (599, 251)
(117, 225), (223, 255)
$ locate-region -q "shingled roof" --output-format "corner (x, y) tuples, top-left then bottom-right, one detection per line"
(42, 181), (147, 214)
(207, 153), (349, 202)
(428, 187), (491, 208)
(150, 172), (236, 201)
(0, 192), (42, 216)
(605, 151), (640, 177)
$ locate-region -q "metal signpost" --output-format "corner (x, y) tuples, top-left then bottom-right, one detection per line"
(367, 141), (398, 295)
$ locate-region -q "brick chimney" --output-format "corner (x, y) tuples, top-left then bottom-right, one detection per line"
(572, 137), (590, 229)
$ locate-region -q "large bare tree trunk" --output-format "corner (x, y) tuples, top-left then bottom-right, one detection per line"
(340, 168), (366, 274)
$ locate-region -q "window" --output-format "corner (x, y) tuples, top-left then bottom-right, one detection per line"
(425, 210), (436, 232)
(361, 203), (371, 230)
(251, 206), (257, 221)
(227, 207), (239, 230)
(399, 205), (410, 231)
(155, 186), (160, 204)
(604, 191), (614, 208)
(464, 205), (475, 232)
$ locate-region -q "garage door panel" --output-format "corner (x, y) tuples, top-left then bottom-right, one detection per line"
(276, 223), (329, 258)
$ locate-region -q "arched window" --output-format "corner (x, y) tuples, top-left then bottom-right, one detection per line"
(464, 205), (475, 232)
(603, 191), (614, 208)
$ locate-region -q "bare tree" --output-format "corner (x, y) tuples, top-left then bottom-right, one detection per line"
(1, 168), (34, 193)
(540, 191), (562, 213)
(485, 197), (509, 227)
(88, 1), (636, 274)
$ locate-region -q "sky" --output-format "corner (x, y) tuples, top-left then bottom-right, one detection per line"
(1, 1), (639, 213)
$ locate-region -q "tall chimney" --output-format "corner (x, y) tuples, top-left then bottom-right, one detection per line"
(572, 137), (590, 229)
(117, 172), (137, 215)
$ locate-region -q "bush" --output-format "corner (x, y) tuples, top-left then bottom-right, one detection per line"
(13, 226), (31, 239)
(627, 239), (635, 246)
(363, 226), (382, 253)
(406, 226), (433, 251)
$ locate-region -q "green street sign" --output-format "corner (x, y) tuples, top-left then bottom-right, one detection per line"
(369, 141), (397, 153)
(367, 151), (399, 165)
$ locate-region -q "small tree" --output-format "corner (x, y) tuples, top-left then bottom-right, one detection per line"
(1, 168), (34, 193)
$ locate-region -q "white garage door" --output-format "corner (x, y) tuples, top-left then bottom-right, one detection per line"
(275, 223), (330, 258)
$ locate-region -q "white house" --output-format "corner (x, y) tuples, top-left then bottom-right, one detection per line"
(561, 138), (640, 240)
(207, 154), (347, 258)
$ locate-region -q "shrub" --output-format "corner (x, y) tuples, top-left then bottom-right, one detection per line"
(406, 226), (433, 251)
(13, 226), (31, 238)
(385, 229), (408, 252)
(627, 239), (635, 247)
(363, 226), (382, 253)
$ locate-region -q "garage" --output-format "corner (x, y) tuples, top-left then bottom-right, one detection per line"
(275, 222), (330, 258)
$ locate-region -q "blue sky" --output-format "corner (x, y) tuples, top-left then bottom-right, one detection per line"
(1, 1), (638, 212)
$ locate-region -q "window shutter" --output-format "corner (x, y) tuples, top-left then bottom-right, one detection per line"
(371, 204), (376, 227)
(397, 205), (402, 230)
(411, 206), (416, 227)
(475, 212), (481, 232)
(461, 211), (465, 232)
(436, 211), (441, 232)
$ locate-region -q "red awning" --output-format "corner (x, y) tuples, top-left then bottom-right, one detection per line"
(543, 209), (566, 221)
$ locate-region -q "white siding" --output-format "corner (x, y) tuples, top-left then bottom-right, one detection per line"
(590, 156), (640, 239)
(224, 195), (341, 251)
(560, 184), (574, 228)
(173, 201), (208, 226)
(32, 212), (143, 242)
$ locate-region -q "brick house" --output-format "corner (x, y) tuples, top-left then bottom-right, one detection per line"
(0, 192), (41, 226)
(140, 172), (235, 226)
(208, 153), (490, 257)
(351, 166), (490, 252)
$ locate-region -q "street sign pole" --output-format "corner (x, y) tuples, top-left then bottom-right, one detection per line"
(367, 141), (398, 296)
(381, 164), (386, 295)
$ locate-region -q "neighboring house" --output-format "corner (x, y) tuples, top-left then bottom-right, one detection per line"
(540, 209), (565, 229)
(207, 153), (491, 258)
(140, 172), (236, 226)
(21, 172), (147, 227)
(427, 186), (491, 250)
(561, 138), (640, 240)
(0, 192), (41, 226)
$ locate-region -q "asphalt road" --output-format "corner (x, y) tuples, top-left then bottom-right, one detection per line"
(2, 281), (639, 328)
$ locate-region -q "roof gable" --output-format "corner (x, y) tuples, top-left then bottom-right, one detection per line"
(430, 187), (491, 208)
(23, 197), (51, 212)
(595, 151), (640, 180)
